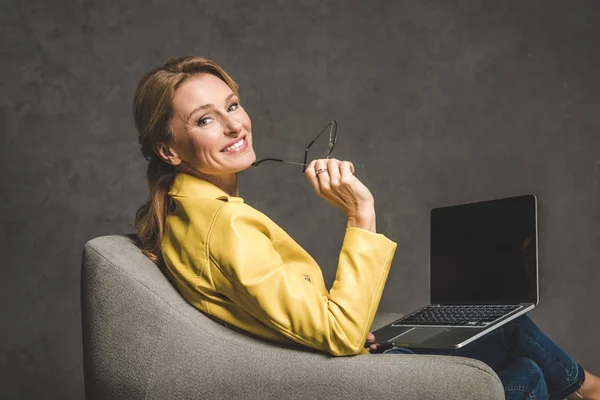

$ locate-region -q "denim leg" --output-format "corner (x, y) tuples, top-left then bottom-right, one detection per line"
(495, 316), (584, 400)
(499, 357), (549, 400)
(450, 316), (584, 400)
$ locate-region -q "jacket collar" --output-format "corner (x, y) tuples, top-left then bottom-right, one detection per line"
(169, 173), (244, 203)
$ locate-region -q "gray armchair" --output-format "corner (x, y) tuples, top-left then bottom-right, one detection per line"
(81, 235), (504, 399)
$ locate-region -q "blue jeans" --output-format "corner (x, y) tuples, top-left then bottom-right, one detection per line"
(384, 316), (584, 400)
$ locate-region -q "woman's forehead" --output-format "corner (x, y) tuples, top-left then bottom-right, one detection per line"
(173, 74), (233, 112)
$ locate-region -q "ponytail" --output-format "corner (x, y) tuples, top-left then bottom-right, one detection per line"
(135, 158), (176, 262)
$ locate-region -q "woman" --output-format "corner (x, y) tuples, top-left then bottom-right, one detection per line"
(133, 56), (599, 400)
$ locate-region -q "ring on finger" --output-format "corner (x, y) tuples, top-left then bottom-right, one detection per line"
(316, 168), (329, 175)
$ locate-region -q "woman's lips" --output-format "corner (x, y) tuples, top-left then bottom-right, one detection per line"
(220, 136), (248, 154)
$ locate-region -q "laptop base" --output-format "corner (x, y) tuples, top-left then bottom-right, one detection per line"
(373, 303), (534, 350)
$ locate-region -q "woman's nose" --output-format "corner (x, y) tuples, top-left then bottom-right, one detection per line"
(224, 115), (243, 135)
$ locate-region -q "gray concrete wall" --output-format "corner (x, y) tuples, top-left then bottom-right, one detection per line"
(2, 0), (599, 398)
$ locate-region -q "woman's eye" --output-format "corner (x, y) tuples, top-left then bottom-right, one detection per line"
(198, 117), (212, 126)
(228, 103), (239, 112)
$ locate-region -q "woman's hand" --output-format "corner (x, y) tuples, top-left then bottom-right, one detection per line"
(305, 158), (376, 232)
(365, 332), (379, 352)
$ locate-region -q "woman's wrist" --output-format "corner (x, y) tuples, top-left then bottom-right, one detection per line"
(347, 205), (377, 232)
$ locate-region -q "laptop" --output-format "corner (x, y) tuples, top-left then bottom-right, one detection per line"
(372, 194), (539, 350)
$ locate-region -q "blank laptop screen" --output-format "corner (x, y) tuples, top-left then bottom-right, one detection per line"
(430, 195), (538, 305)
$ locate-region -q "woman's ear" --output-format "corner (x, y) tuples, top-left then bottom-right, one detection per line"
(155, 142), (183, 166)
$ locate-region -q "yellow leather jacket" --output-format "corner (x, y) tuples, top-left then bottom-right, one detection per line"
(161, 173), (397, 356)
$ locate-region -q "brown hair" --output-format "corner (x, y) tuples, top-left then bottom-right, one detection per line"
(133, 56), (239, 262)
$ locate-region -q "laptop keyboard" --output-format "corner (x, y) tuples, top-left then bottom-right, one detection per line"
(392, 305), (521, 327)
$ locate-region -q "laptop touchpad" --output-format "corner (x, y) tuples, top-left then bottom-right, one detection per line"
(390, 327), (449, 343)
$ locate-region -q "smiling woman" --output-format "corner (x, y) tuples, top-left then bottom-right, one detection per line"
(132, 56), (390, 359)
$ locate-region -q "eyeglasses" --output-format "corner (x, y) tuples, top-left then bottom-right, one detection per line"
(252, 120), (337, 172)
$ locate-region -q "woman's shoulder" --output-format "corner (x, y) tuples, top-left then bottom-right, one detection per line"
(213, 200), (274, 226)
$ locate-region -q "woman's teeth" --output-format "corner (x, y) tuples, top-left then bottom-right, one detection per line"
(222, 138), (245, 152)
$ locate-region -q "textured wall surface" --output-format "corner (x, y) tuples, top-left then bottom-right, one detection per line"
(1, 0), (599, 398)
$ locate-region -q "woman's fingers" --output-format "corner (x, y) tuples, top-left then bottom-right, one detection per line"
(315, 159), (331, 191)
(308, 158), (352, 196)
(365, 332), (378, 352)
(304, 159), (321, 194)
(327, 158), (342, 188)
(339, 161), (354, 185)
(366, 332), (376, 343)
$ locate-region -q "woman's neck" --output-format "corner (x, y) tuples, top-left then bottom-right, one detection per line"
(202, 173), (239, 197)
(177, 163), (239, 197)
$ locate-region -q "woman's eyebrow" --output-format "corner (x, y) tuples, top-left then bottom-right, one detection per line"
(185, 104), (211, 123)
(184, 93), (237, 123)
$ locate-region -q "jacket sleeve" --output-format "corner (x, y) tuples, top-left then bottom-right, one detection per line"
(208, 202), (397, 356)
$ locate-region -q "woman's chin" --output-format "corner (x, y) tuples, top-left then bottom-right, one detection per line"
(225, 151), (256, 173)
(238, 150), (256, 171)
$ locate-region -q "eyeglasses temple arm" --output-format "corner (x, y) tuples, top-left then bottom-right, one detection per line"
(252, 158), (307, 167)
